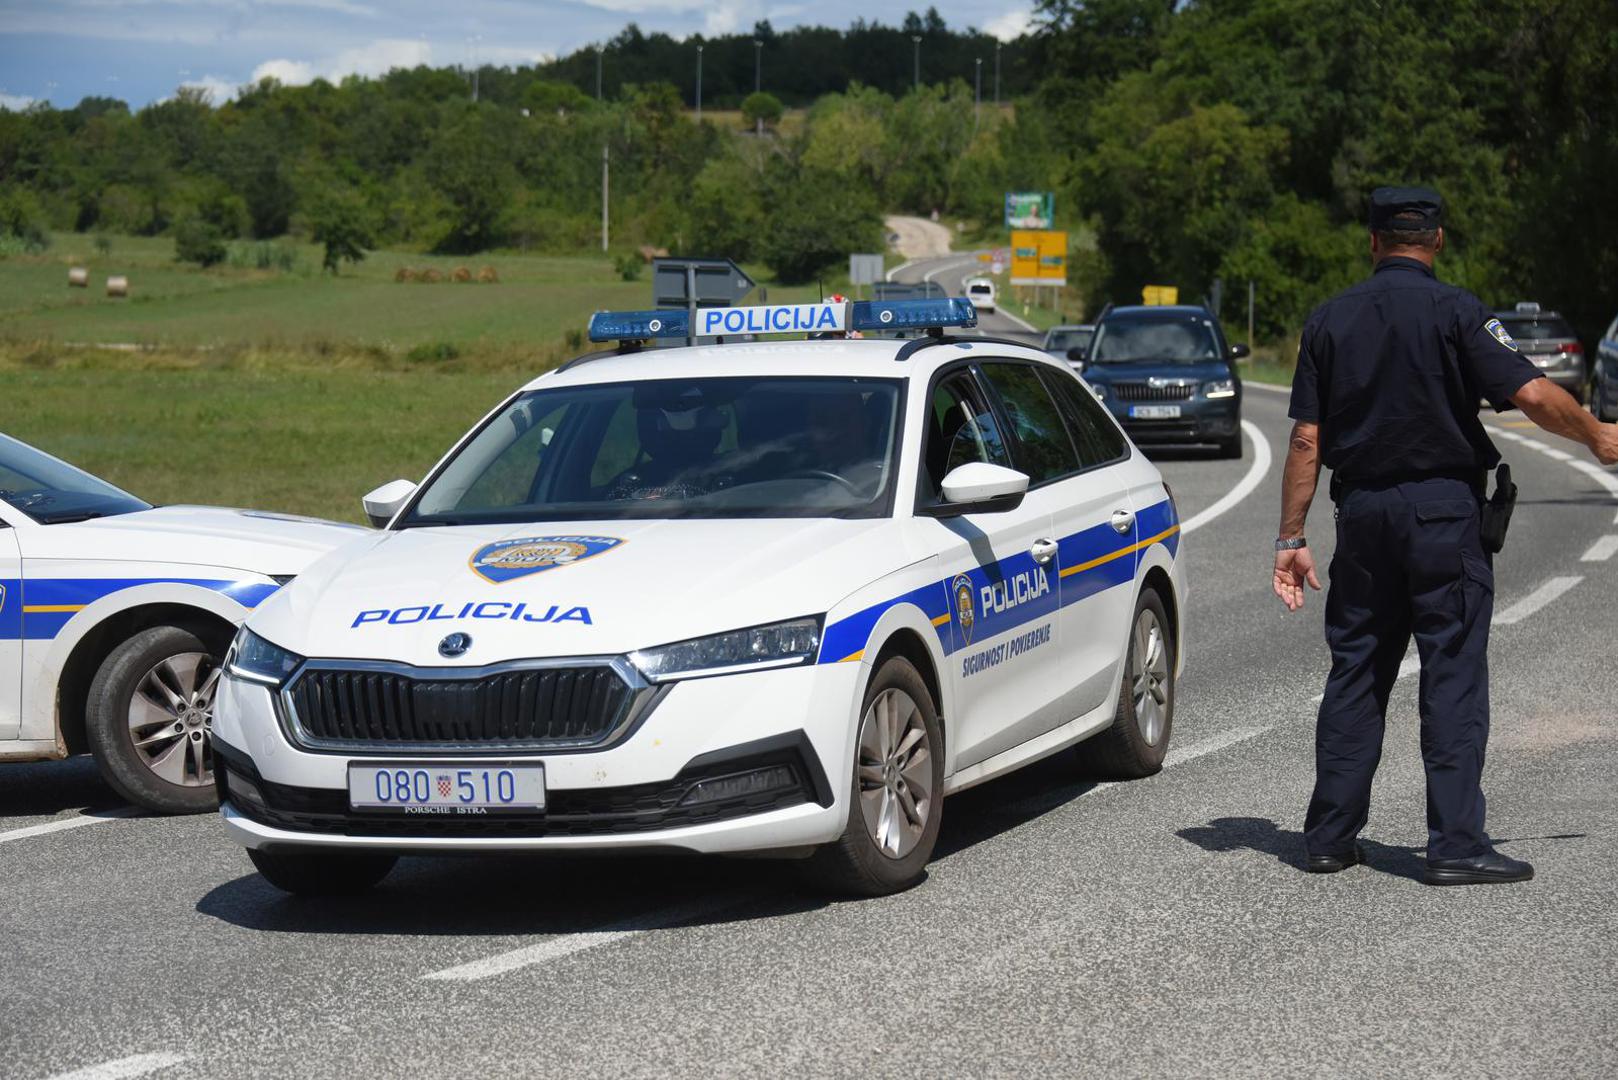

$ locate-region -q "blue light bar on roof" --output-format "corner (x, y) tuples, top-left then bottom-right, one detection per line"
(586, 297), (977, 343)
(587, 308), (691, 342)
(849, 297), (978, 333)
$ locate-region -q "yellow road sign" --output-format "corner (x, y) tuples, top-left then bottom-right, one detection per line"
(1141, 284), (1179, 306)
(1010, 230), (1067, 287)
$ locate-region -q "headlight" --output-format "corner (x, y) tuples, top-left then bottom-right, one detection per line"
(629, 617), (822, 683)
(1203, 379), (1237, 399)
(224, 626), (304, 687)
(1090, 383), (1107, 400)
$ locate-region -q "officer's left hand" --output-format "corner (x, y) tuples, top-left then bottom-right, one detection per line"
(1273, 547), (1322, 612)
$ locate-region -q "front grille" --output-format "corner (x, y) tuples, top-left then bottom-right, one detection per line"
(284, 664), (636, 750)
(1112, 381), (1197, 402)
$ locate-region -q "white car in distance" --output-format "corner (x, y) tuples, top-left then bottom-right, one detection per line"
(0, 433), (362, 813)
(965, 277), (997, 314)
(215, 298), (1187, 897)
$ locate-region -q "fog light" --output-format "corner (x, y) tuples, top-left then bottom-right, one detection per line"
(678, 766), (796, 807)
(226, 768), (267, 809)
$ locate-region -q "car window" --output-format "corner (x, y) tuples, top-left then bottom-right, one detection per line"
(408, 376), (902, 524)
(979, 362), (1082, 484)
(1498, 316), (1576, 340)
(922, 372), (1010, 497)
(0, 432), (151, 524)
(1091, 317), (1221, 363)
(1040, 368), (1129, 469)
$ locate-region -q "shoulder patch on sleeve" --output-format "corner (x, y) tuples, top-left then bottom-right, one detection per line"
(1484, 318), (1519, 352)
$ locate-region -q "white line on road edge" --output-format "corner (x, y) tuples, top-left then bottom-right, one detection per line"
(1161, 726), (1269, 769)
(45, 1052), (186, 1080)
(1180, 419), (1273, 536)
(1492, 427), (1618, 522)
(0, 807), (136, 846)
(1242, 380), (1291, 395)
(423, 897), (737, 982)
(1581, 535), (1618, 562)
(1493, 576), (1583, 626)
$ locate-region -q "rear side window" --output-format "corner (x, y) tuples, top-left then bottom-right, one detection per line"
(980, 362), (1081, 484)
(1499, 317), (1576, 340)
(922, 372), (1011, 498)
(1041, 369), (1130, 468)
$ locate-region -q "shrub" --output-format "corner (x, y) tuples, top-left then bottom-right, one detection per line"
(92, 234), (113, 257)
(741, 91), (785, 130)
(173, 217), (227, 267)
(613, 253), (643, 282)
(406, 341), (460, 363)
(0, 188), (51, 253)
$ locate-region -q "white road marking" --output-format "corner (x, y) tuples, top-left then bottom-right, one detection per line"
(1242, 380), (1291, 395)
(423, 897), (736, 982)
(1493, 576), (1583, 625)
(0, 807), (136, 846)
(1161, 726), (1269, 769)
(1493, 427), (1618, 521)
(46, 1052), (187, 1080)
(1581, 535), (1618, 562)
(1180, 419), (1273, 536)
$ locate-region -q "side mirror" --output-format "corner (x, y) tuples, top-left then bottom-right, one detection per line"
(929, 462), (1030, 517)
(362, 479), (417, 528)
(1066, 345), (1088, 369)
(1230, 342), (1251, 360)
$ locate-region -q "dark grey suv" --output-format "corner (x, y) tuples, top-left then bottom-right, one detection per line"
(1493, 303), (1585, 402)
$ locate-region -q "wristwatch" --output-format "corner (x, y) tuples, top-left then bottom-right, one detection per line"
(1274, 537), (1308, 551)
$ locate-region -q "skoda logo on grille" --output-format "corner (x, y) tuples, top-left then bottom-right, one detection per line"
(438, 632), (472, 659)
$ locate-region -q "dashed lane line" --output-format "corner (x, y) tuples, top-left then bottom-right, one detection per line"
(1581, 535), (1618, 562)
(1493, 575), (1583, 626)
(422, 896), (741, 982)
(1492, 426), (1618, 524)
(0, 807), (137, 846)
(43, 1052), (187, 1080)
(1180, 420), (1273, 536)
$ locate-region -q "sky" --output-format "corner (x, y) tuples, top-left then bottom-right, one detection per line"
(0, 0), (1038, 111)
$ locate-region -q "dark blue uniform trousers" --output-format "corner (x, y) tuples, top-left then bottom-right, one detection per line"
(1305, 476), (1494, 861)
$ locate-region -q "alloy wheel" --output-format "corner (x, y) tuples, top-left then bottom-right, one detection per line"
(856, 688), (933, 859)
(1131, 609), (1170, 746)
(127, 651), (220, 787)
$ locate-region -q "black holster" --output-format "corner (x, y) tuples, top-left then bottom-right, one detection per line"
(1481, 463), (1517, 554)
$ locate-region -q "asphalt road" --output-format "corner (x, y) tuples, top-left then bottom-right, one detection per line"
(5, 361), (1618, 1077)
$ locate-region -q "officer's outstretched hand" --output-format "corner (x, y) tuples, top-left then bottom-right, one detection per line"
(1273, 547), (1322, 612)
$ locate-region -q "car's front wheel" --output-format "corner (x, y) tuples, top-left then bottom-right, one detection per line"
(808, 656), (944, 896)
(1078, 588), (1175, 778)
(86, 624), (228, 814)
(249, 849), (398, 896)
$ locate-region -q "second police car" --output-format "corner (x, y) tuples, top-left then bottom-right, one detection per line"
(214, 298), (1188, 896)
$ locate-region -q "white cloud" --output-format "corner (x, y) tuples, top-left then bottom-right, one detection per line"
(244, 37), (431, 89)
(0, 92), (38, 111)
(177, 74), (241, 103)
(250, 58), (316, 85)
(983, 7), (1032, 42)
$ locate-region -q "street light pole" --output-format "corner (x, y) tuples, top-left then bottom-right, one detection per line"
(595, 47), (603, 100)
(753, 39), (763, 136)
(601, 143), (609, 253)
(994, 42), (1001, 106)
(696, 44), (703, 121)
(974, 57), (982, 129)
(912, 35), (921, 91)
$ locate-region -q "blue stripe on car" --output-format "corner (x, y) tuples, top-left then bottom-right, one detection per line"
(2, 578), (281, 641)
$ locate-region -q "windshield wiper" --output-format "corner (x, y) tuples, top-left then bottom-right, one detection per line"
(38, 511), (105, 525)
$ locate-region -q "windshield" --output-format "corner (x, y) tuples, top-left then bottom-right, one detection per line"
(1045, 328), (1094, 353)
(0, 433), (151, 524)
(1499, 316), (1575, 340)
(1091, 317), (1221, 364)
(404, 376), (904, 526)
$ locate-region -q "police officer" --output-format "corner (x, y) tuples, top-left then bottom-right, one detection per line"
(1273, 186), (1618, 885)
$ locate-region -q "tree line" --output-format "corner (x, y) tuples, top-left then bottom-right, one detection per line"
(0, 0), (1612, 343)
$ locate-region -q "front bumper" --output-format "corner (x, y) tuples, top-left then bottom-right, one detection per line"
(213, 660), (861, 854)
(1107, 399), (1240, 445)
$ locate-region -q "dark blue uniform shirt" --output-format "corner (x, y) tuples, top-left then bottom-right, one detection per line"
(1289, 256), (1543, 482)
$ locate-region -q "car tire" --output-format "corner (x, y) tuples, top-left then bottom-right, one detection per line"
(1217, 433), (1243, 459)
(1077, 588), (1174, 779)
(806, 656), (944, 897)
(249, 849), (398, 896)
(85, 624), (229, 815)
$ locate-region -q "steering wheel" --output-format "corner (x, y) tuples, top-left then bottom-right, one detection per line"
(782, 469), (861, 496)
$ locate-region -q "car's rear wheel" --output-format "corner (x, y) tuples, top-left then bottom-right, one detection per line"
(1078, 589), (1175, 778)
(249, 849), (398, 896)
(86, 624), (228, 814)
(807, 656), (943, 896)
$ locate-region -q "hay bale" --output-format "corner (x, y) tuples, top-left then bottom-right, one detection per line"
(395, 266), (416, 283)
(637, 245), (669, 262)
(420, 268), (442, 284)
(68, 267), (89, 288)
(106, 275), (129, 298)
(477, 265), (499, 284)
(451, 266), (472, 283)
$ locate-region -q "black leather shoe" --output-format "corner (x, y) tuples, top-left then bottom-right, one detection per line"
(1307, 843), (1365, 874)
(1424, 851), (1534, 886)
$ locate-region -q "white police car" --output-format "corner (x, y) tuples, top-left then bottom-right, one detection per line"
(215, 299), (1187, 896)
(0, 433), (361, 813)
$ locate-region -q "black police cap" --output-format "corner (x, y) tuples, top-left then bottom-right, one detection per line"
(1369, 186), (1444, 231)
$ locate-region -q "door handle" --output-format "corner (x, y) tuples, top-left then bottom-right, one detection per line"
(1030, 538), (1059, 565)
(1111, 510), (1136, 535)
